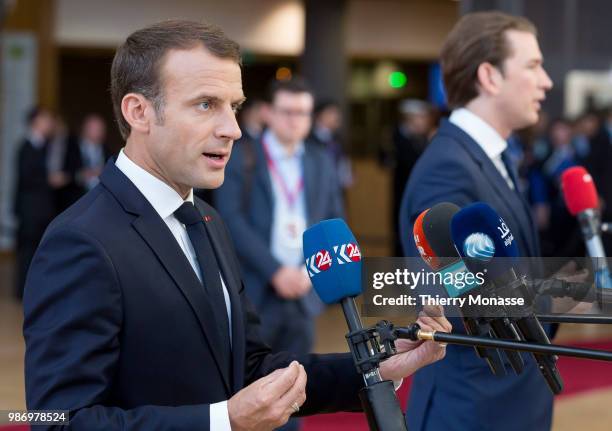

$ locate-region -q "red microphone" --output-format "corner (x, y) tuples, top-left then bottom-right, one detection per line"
(561, 166), (599, 216)
(561, 166), (611, 301)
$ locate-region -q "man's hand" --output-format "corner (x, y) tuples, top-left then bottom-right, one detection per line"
(271, 266), (310, 299)
(379, 306), (452, 382)
(228, 361), (307, 431)
(551, 260), (595, 314)
(48, 172), (68, 189)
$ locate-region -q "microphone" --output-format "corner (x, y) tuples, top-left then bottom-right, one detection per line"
(303, 219), (407, 431)
(414, 203), (523, 375)
(451, 202), (564, 394)
(561, 166), (612, 293)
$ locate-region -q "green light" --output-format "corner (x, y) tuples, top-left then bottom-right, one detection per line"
(388, 71), (407, 88)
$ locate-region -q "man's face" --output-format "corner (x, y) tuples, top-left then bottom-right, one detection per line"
(83, 116), (107, 144)
(495, 30), (553, 130)
(33, 112), (55, 138)
(268, 91), (313, 146)
(145, 46), (243, 192)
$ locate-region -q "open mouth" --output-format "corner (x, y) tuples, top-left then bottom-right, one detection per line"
(203, 152), (225, 160)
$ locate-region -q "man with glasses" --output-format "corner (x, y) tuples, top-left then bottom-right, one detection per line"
(215, 78), (343, 430)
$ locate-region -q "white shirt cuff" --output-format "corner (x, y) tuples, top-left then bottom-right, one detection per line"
(210, 400), (231, 431)
(393, 378), (403, 391)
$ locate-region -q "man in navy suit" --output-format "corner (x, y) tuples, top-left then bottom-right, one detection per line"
(399, 12), (554, 431)
(215, 80), (343, 431)
(24, 20), (450, 431)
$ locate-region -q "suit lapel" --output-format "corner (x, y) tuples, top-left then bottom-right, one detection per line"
(100, 161), (232, 394)
(196, 201), (245, 394)
(441, 121), (537, 256)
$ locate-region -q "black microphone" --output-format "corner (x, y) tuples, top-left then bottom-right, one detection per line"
(414, 203), (516, 375)
(451, 202), (564, 394)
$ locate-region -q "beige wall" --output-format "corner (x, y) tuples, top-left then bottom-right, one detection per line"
(55, 0), (458, 59)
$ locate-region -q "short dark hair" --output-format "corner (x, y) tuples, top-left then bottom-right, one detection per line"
(26, 106), (48, 126)
(314, 99), (339, 117)
(110, 20), (241, 139)
(268, 78), (313, 104)
(440, 12), (537, 108)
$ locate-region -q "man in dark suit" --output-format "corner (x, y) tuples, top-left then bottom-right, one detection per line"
(399, 12), (555, 431)
(215, 80), (342, 431)
(57, 114), (112, 211)
(13, 107), (65, 299)
(24, 20), (449, 431)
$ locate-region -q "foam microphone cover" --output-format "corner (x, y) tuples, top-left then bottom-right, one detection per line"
(303, 218), (362, 304)
(421, 202), (461, 269)
(413, 209), (441, 270)
(561, 166), (599, 216)
(451, 202), (519, 280)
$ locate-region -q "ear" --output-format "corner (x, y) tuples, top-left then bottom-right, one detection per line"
(475, 62), (504, 97)
(121, 93), (154, 135)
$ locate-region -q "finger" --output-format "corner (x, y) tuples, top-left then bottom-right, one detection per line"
(417, 315), (447, 332)
(279, 364), (307, 409)
(263, 361), (301, 398)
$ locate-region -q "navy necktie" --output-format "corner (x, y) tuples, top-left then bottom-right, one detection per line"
(174, 202), (232, 365)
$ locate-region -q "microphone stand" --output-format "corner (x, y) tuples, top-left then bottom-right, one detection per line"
(342, 298), (408, 431)
(537, 314), (612, 324)
(386, 323), (612, 362)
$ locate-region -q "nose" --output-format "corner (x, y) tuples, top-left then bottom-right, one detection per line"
(216, 106), (242, 142)
(540, 67), (553, 91)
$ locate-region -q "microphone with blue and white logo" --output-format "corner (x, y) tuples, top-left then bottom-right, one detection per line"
(451, 202), (564, 394)
(303, 218), (408, 431)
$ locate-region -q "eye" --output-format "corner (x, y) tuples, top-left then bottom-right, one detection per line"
(232, 104), (242, 114)
(199, 101), (211, 111)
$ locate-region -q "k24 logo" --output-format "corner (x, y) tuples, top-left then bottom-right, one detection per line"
(334, 243), (361, 264)
(305, 243), (361, 276)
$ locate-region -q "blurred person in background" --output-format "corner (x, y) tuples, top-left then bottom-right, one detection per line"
(215, 78), (343, 431)
(310, 100), (353, 193)
(539, 118), (583, 257)
(13, 107), (67, 299)
(399, 12), (556, 431)
(586, 107), (612, 254)
(391, 99), (432, 256)
(572, 111), (599, 159)
(58, 114), (111, 210)
(238, 98), (267, 143)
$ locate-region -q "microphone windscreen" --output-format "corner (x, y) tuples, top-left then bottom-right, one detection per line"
(421, 202), (461, 269)
(303, 219), (362, 304)
(561, 166), (599, 216)
(451, 202), (519, 279)
(413, 209), (440, 270)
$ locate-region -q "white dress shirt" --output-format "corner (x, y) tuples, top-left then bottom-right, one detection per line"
(449, 108), (515, 190)
(115, 149), (232, 431)
(263, 130), (308, 268)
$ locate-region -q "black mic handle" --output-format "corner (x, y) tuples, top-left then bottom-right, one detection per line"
(487, 318), (525, 374)
(463, 318), (507, 376)
(359, 381), (409, 431)
(514, 315), (564, 394)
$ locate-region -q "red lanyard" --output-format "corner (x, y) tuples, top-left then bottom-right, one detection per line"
(261, 138), (304, 209)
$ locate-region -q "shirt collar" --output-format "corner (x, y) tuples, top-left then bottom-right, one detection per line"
(263, 129), (305, 160)
(115, 148), (193, 220)
(28, 131), (45, 148)
(449, 108), (507, 159)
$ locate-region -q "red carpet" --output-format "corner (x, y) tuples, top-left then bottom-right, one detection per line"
(2, 341), (611, 431)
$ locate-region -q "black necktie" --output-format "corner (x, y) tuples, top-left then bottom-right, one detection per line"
(174, 202), (232, 363)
